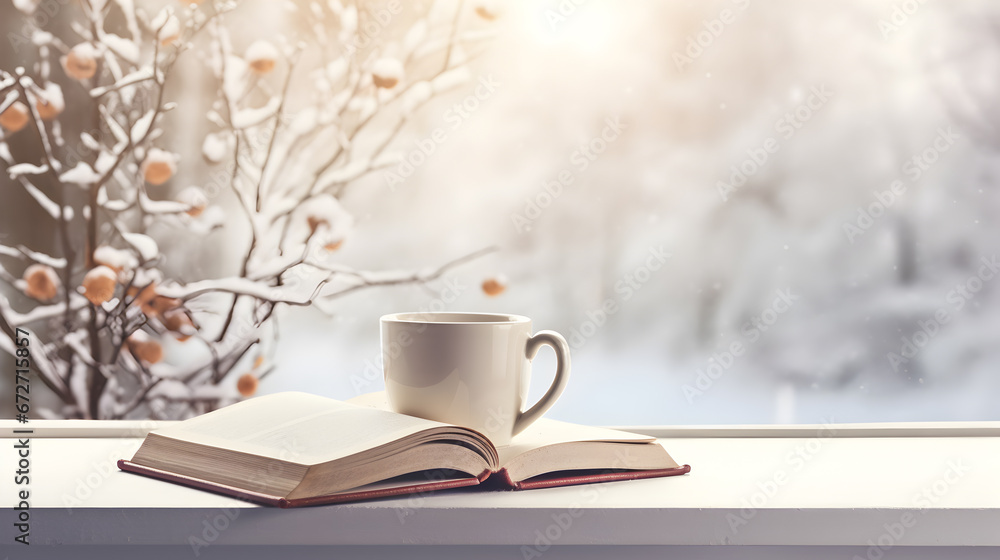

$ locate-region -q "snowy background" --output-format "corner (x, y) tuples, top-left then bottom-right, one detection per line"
(3, 0), (1000, 424)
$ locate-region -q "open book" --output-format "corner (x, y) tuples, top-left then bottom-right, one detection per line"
(118, 392), (690, 507)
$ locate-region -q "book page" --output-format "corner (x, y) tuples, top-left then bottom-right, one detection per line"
(152, 392), (450, 464)
(498, 419), (655, 466)
(347, 391), (656, 466)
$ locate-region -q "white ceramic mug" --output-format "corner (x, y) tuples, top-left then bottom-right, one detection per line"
(381, 312), (571, 446)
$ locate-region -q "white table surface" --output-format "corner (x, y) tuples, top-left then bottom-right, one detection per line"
(2, 422), (999, 552)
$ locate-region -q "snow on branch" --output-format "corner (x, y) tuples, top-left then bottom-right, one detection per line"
(0, 0), (497, 420)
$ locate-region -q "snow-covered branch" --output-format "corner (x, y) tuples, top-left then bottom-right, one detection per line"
(0, 0), (497, 420)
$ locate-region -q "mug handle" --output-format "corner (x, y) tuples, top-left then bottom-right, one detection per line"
(513, 330), (571, 436)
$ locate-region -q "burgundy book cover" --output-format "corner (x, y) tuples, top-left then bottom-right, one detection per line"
(118, 459), (691, 507)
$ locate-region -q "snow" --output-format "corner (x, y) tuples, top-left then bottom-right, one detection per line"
(37, 82), (64, 112)
(97, 187), (130, 212)
(31, 29), (52, 46)
(12, 0), (39, 15)
(1, 90), (20, 115)
(90, 67), (153, 98)
(192, 384), (234, 399)
(7, 163), (49, 178)
(113, 0), (140, 42)
(101, 107), (130, 146)
(289, 107), (318, 136)
(283, 194), (354, 253)
(431, 67), (471, 94)
(339, 4), (358, 35)
(121, 233), (159, 261)
(348, 95), (377, 120)
(158, 276), (319, 304)
(142, 147), (177, 173)
(403, 20), (428, 55)
(325, 57), (348, 84)
(80, 132), (101, 151)
(2, 294), (86, 327)
(94, 150), (118, 175)
(86, 265), (117, 282)
(148, 380), (192, 400)
(131, 267), (162, 288)
(177, 186), (207, 208)
(201, 132), (231, 163)
(94, 246), (138, 271)
(223, 55), (249, 103)
(372, 57), (404, 87)
(185, 205), (226, 235)
(315, 157), (371, 187)
(245, 40), (278, 65)
(231, 96), (281, 129)
(130, 109), (156, 144)
(69, 42), (99, 61)
(401, 81), (433, 115)
(128, 329), (152, 344)
(152, 10), (180, 44)
(21, 181), (61, 219)
(59, 162), (101, 186)
(100, 33), (140, 65)
(140, 191), (190, 214)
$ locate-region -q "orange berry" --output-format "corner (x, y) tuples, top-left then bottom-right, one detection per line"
(0, 101), (30, 133)
(161, 308), (195, 342)
(307, 215), (327, 234)
(63, 43), (98, 80)
(474, 0), (499, 20)
(481, 277), (506, 297)
(130, 282), (157, 310)
(35, 100), (60, 121)
(142, 149), (177, 186)
(371, 58), (403, 89)
(237, 373), (258, 397)
(144, 295), (181, 317)
(177, 186), (207, 217)
(23, 264), (60, 301)
(127, 331), (164, 365)
(82, 266), (117, 305)
(245, 40), (278, 74)
(157, 16), (181, 47)
(34, 83), (64, 121)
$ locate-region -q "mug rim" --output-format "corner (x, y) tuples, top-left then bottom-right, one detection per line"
(381, 312), (530, 325)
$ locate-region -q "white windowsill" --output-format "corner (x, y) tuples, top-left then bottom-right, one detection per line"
(1, 420), (998, 549)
